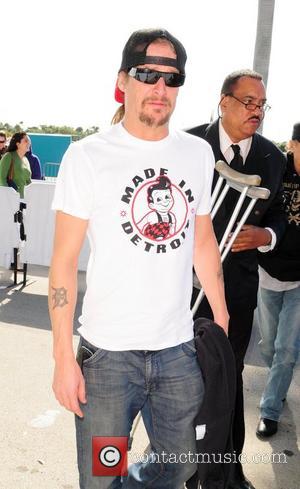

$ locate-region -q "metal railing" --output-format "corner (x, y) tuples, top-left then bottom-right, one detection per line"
(44, 162), (60, 182)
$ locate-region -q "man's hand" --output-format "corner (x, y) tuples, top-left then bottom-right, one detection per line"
(53, 357), (86, 418)
(214, 314), (229, 336)
(229, 225), (271, 252)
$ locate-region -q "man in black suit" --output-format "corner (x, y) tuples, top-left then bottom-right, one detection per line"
(187, 69), (286, 489)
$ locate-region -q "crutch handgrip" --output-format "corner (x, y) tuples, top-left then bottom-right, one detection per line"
(215, 160), (261, 187)
(229, 182), (271, 200)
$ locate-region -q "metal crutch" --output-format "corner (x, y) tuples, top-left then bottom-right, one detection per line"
(192, 160), (270, 315)
(210, 160), (261, 218)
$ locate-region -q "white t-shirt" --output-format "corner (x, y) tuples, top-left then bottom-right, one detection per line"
(52, 123), (214, 350)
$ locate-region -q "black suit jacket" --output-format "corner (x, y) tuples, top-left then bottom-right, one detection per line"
(187, 119), (286, 310)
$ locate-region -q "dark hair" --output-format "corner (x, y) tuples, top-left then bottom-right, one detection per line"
(221, 69), (263, 96)
(0, 131), (6, 140)
(7, 131), (27, 152)
(147, 176), (172, 203)
(291, 122), (300, 142)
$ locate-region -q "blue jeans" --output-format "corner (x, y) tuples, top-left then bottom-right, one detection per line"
(257, 286), (300, 421)
(75, 337), (204, 489)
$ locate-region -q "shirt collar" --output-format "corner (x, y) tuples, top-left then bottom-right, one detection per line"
(219, 119), (252, 163)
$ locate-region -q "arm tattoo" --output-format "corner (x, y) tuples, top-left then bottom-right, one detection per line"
(52, 286), (68, 309)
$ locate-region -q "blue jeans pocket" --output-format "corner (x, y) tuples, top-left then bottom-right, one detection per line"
(76, 336), (107, 369)
(181, 339), (197, 357)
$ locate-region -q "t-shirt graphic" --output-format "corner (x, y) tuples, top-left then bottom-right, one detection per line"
(137, 176), (177, 240)
(121, 168), (192, 253)
(284, 185), (300, 227)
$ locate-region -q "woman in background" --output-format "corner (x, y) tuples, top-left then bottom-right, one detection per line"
(0, 131), (31, 197)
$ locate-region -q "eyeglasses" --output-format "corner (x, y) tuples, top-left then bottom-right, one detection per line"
(128, 67), (185, 87)
(227, 94), (271, 112)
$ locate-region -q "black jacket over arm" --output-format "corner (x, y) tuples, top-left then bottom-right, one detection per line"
(186, 318), (236, 489)
(187, 120), (287, 310)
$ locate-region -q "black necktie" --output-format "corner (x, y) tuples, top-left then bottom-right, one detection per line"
(230, 144), (243, 171)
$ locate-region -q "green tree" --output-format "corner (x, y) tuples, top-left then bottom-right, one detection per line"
(0, 122), (100, 140)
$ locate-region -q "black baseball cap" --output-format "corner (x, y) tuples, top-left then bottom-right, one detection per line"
(292, 122), (300, 141)
(119, 28), (187, 75)
(115, 28), (187, 103)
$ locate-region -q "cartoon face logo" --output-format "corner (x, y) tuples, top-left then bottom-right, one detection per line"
(132, 175), (188, 241)
(148, 179), (174, 211)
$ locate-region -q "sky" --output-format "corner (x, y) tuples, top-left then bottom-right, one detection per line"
(2, 0), (299, 142)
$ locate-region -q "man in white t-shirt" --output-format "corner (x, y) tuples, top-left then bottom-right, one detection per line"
(49, 28), (229, 489)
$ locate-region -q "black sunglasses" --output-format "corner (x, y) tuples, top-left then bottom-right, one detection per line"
(128, 67), (185, 87)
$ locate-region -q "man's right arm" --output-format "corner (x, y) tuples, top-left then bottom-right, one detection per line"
(49, 210), (88, 417)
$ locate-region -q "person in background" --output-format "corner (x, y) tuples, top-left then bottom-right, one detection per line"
(49, 28), (229, 489)
(0, 131), (7, 159)
(256, 122), (300, 438)
(0, 131), (31, 197)
(26, 137), (43, 179)
(187, 69), (286, 489)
